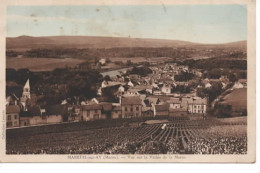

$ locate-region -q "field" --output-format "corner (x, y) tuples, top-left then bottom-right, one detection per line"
(109, 57), (147, 63)
(7, 117), (247, 154)
(221, 88), (247, 111)
(6, 57), (85, 71)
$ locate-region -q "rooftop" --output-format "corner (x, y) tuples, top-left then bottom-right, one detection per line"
(121, 96), (142, 105)
(82, 104), (103, 110)
(155, 104), (169, 112)
(6, 105), (20, 114)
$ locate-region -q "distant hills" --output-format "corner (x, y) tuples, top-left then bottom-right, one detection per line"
(6, 35), (246, 51)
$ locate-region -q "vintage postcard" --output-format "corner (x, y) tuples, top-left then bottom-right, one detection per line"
(0, 0), (256, 163)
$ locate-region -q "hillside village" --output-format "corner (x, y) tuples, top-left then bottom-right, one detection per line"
(6, 62), (247, 128)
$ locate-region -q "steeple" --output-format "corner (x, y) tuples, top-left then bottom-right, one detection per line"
(22, 79), (30, 99)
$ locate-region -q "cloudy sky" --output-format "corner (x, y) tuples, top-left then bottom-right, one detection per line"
(7, 5), (247, 44)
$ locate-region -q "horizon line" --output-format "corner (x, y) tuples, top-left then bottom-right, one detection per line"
(6, 34), (247, 45)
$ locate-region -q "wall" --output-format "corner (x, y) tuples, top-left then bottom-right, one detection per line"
(156, 111), (169, 116)
(170, 103), (181, 109)
(82, 110), (102, 121)
(6, 113), (19, 127)
(29, 116), (45, 125)
(188, 104), (206, 114)
(111, 110), (122, 119)
(121, 105), (142, 118)
(46, 115), (63, 124)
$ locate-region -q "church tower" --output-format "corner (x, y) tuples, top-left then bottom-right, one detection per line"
(22, 79), (30, 99)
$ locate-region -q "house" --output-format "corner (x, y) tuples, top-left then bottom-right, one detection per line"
(6, 94), (19, 106)
(238, 79), (247, 87)
(6, 105), (20, 128)
(128, 80), (134, 87)
(142, 107), (154, 117)
(154, 103), (169, 116)
(111, 106), (122, 119)
(45, 105), (67, 124)
(205, 82), (212, 88)
(68, 105), (81, 122)
(19, 106), (42, 126)
(121, 96), (142, 118)
(124, 88), (141, 96)
(19, 105), (65, 126)
(19, 111), (32, 126)
(101, 80), (123, 88)
(187, 98), (207, 114)
(167, 98), (181, 109)
(180, 97), (192, 109)
(99, 58), (106, 65)
(169, 107), (187, 116)
(118, 85), (125, 93)
(161, 84), (172, 94)
(221, 82), (227, 89)
(81, 104), (102, 121)
(232, 81), (244, 90)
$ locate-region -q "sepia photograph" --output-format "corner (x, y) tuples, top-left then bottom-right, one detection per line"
(0, 0), (256, 163)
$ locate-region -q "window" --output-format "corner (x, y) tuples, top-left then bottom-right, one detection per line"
(87, 110), (90, 117)
(7, 122), (12, 127)
(14, 115), (17, 119)
(136, 107), (139, 111)
(95, 109), (98, 113)
(7, 115), (11, 121)
(125, 107), (127, 111)
(130, 107), (133, 112)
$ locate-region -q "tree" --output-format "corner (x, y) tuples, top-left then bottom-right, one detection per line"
(228, 73), (238, 83)
(214, 104), (232, 118)
(129, 66), (152, 76)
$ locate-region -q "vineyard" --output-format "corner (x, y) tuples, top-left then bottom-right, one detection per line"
(6, 117), (247, 155)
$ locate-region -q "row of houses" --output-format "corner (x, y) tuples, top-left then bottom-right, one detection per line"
(6, 104), (65, 128)
(6, 93), (207, 128)
(75, 95), (207, 122)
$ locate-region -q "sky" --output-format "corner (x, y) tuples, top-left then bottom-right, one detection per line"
(7, 5), (247, 44)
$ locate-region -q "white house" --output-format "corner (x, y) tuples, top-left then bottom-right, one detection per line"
(161, 84), (171, 94)
(128, 80), (134, 87)
(99, 58), (106, 65)
(205, 82), (212, 89)
(232, 81), (244, 90)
